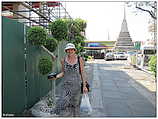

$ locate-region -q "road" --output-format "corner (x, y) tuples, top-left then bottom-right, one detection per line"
(84, 59), (156, 117)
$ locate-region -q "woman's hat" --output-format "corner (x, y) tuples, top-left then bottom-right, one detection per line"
(65, 43), (76, 51)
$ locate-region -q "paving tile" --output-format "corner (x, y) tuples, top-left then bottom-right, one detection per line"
(91, 88), (103, 108)
(101, 90), (126, 99)
(102, 85), (119, 92)
(105, 101), (133, 117)
(100, 82), (117, 87)
(118, 87), (138, 93)
(85, 61), (156, 117)
(91, 108), (107, 117)
(100, 78), (115, 83)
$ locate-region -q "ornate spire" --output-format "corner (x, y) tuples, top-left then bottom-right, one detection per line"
(115, 4), (134, 51)
(108, 30), (110, 41)
(124, 3), (126, 20)
(121, 5), (128, 32)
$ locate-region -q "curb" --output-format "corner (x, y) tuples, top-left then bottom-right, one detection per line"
(133, 65), (155, 78)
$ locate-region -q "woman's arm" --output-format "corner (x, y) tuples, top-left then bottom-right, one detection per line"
(79, 57), (86, 86)
(79, 57), (88, 93)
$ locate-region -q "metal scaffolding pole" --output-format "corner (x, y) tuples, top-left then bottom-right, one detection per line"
(2, 2), (72, 29)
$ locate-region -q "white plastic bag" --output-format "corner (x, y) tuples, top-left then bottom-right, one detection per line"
(80, 93), (92, 115)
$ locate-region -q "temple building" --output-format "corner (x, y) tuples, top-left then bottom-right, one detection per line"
(115, 6), (134, 51)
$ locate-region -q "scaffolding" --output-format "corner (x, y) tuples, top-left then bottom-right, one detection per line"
(2, 1), (72, 29)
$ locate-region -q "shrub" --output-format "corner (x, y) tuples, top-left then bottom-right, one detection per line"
(49, 19), (68, 42)
(74, 18), (87, 32)
(44, 37), (58, 52)
(148, 55), (157, 78)
(74, 35), (85, 44)
(88, 56), (93, 60)
(27, 26), (47, 46)
(38, 57), (52, 75)
(84, 55), (88, 61)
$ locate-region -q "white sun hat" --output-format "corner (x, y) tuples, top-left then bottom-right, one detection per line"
(64, 43), (76, 52)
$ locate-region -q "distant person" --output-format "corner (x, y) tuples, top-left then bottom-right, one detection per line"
(49, 43), (88, 117)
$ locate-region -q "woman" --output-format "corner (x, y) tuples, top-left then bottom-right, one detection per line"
(50, 43), (88, 117)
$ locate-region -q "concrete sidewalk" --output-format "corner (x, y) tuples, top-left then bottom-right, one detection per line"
(85, 60), (156, 117)
(24, 60), (156, 117)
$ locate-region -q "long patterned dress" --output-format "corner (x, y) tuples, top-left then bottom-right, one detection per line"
(52, 57), (82, 117)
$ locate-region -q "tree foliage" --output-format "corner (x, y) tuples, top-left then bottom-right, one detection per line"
(51, 18), (87, 54)
(27, 26), (47, 46)
(48, 18), (87, 54)
(38, 56), (52, 75)
(49, 19), (68, 41)
(74, 18), (87, 32)
(148, 55), (157, 78)
(126, 1), (157, 19)
(44, 37), (58, 52)
(68, 18), (87, 54)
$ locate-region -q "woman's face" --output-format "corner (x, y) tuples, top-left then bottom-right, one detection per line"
(66, 48), (76, 55)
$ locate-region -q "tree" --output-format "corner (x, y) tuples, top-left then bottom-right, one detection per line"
(27, 26), (47, 45)
(49, 18), (87, 55)
(49, 19), (68, 42)
(65, 18), (87, 55)
(126, 1), (157, 20)
(127, 1), (157, 48)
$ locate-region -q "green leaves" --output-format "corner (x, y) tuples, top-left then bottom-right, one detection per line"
(48, 18), (87, 55)
(27, 17), (87, 76)
(38, 57), (52, 75)
(27, 26), (47, 46)
(67, 19), (87, 54)
(44, 37), (58, 52)
(27, 26), (58, 53)
(27, 27), (56, 75)
(148, 55), (157, 78)
(74, 18), (87, 32)
(49, 19), (68, 41)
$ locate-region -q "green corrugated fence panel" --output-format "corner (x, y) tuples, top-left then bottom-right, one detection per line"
(23, 28), (67, 109)
(54, 41), (67, 85)
(37, 48), (52, 98)
(2, 16), (68, 114)
(2, 16), (26, 114)
(26, 44), (40, 108)
(26, 41), (52, 108)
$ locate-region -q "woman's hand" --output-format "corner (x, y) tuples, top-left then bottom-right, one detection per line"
(83, 86), (88, 93)
(48, 72), (64, 80)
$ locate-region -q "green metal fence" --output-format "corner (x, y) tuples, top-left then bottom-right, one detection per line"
(2, 16), (67, 116)
(25, 44), (52, 109)
(2, 16), (26, 115)
(54, 41), (67, 85)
